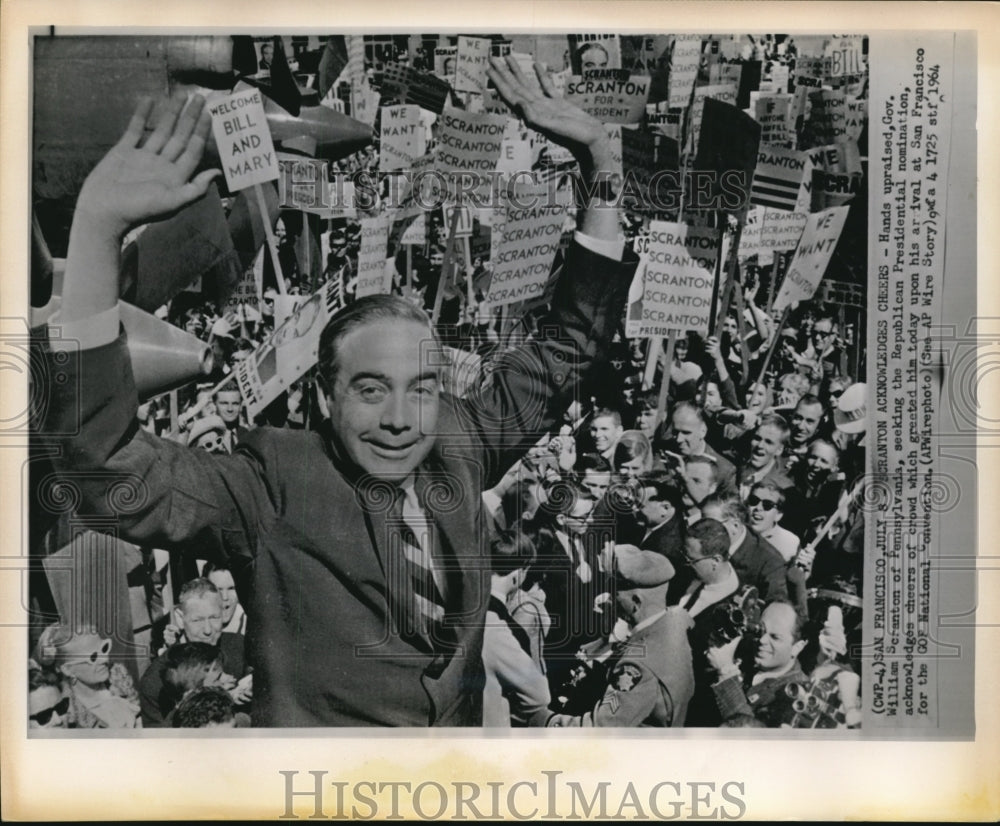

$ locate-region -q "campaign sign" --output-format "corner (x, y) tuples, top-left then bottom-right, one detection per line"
(456, 36), (491, 94)
(668, 35), (702, 109)
(634, 221), (719, 338)
(379, 104), (424, 172)
(772, 205), (850, 311)
(436, 108), (508, 174)
(208, 88), (278, 191)
(355, 213), (393, 297)
(565, 71), (651, 124)
(485, 188), (567, 307)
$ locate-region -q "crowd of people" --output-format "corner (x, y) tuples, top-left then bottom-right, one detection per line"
(30, 35), (867, 731)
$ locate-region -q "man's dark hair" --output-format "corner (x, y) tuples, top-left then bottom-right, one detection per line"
(750, 480), (786, 510)
(542, 481), (595, 518)
(163, 642), (223, 701)
(638, 469), (685, 513)
(490, 525), (538, 577)
(635, 390), (659, 414)
(202, 560), (233, 579)
(687, 518), (731, 559)
(318, 295), (436, 392)
(172, 686), (236, 728)
(214, 381), (240, 399)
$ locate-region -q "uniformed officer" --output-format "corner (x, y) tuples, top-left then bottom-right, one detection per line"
(530, 548), (695, 727)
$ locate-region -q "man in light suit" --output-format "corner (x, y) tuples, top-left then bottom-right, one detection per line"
(41, 57), (635, 726)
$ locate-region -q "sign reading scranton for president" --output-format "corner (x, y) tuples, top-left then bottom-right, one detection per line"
(629, 221), (719, 338)
(208, 89), (278, 191)
(565, 71), (651, 124)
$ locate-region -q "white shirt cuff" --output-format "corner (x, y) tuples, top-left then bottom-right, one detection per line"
(48, 304), (120, 352)
(573, 231), (624, 262)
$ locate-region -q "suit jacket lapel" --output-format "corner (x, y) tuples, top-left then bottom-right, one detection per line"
(415, 457), (486, 627)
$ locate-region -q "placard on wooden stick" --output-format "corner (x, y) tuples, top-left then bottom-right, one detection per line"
(207, 88), (286, 294)
(208, 88), (279, 191)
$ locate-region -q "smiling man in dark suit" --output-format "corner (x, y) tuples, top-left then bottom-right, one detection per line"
(42, 57), (635, 727)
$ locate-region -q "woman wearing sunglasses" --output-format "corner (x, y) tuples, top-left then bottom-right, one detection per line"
(33, 624), (141, 729)
(28, 666), (70, 729)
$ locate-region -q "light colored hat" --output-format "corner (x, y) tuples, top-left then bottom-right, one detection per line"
(186, 414), (227, 446)
(613, 545), (675, 589)
(833, 382), (867, 434)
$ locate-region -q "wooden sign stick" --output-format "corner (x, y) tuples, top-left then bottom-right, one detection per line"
(462, 235), (475, 314)
(431, 207), (462, 325)
(254, 182), (287, 295)
(642, 338), (661, 391)
(752, 305), (791, 390)
(655, 330), (678, 425)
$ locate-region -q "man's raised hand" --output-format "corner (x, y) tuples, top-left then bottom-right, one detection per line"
(77, 94), (221, 239)
(487, 56), (613, 175)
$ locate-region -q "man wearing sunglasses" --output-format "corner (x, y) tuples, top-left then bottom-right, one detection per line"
(700, 491), (788, 604)
(746, 482), (800, 564)
(805, 315), (845, 386)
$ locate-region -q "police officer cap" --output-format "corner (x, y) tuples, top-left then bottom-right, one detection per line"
(612, 545), (675, 589)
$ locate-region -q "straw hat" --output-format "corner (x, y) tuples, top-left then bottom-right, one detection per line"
(833, 382), (866, 434)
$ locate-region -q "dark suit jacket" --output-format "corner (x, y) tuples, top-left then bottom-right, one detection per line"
(43, 240), (633, 727)
(730, 528), (789, 603)
(639, 514), (685, 569)
(736, 458), (794, 496)
(713, 663), (807, 727)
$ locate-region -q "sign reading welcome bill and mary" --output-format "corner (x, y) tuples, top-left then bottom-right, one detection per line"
(208, 88), (279, 191)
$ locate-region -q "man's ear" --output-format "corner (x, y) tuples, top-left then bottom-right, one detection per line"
(315, 384), (332, 418)
(172, 606), (185, 631)
(791, 637), (807, 660)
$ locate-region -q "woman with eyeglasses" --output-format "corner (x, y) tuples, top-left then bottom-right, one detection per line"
(33, 624), (142, 729)
(28, 666), (70, 729)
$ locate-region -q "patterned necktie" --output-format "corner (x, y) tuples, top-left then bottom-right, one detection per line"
(393, 482), (449, 634)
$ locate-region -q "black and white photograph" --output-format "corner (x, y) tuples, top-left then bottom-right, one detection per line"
(2, 1), (996, 821)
